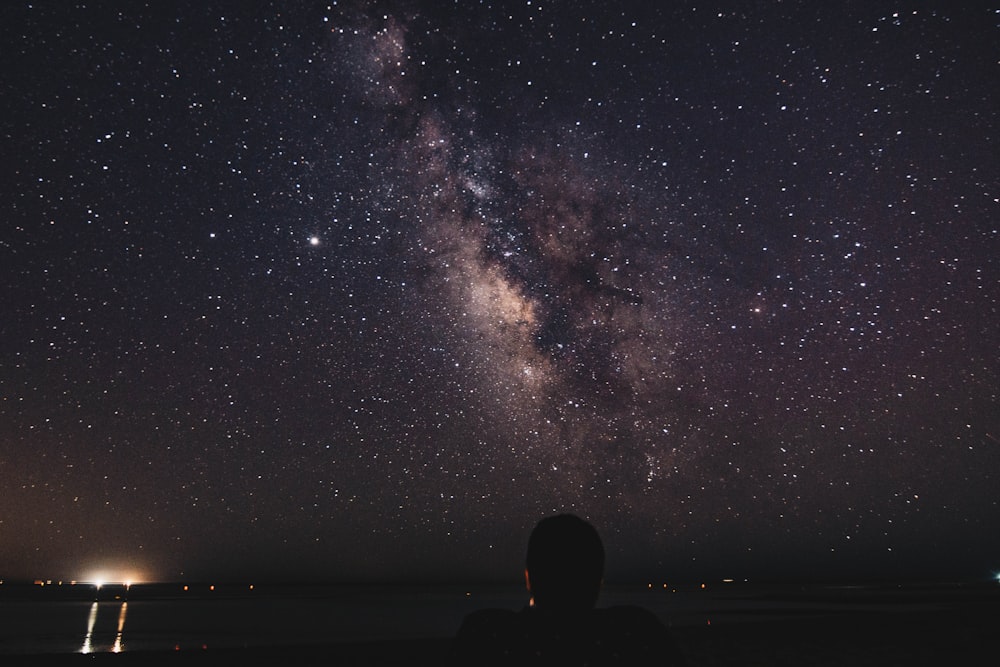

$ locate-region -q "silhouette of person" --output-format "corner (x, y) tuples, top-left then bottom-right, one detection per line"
(451, 513), (686, 665)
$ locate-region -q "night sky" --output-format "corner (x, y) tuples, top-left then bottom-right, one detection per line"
(2, 1), (998, 585)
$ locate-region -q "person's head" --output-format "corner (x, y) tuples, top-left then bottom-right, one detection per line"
(524, 513), (605, 611)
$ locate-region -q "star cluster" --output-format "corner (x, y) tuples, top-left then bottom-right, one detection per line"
(1, 2), (997, 583)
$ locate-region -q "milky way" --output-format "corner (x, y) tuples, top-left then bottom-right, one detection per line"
(1, 2), (997, 584)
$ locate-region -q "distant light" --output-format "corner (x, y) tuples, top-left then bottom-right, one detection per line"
(80, 568), (147, 588)
(309, 236), (320, 246)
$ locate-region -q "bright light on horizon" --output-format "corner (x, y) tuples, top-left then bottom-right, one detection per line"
(82, 576), (139, 587)
(79, 566), (149, 587)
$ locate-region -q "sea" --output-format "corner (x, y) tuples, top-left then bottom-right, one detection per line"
(6, 581), (516, 655)
(1, 579), (997, 656)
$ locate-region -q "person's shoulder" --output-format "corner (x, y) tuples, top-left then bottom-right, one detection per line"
(452, 605), (686, 666)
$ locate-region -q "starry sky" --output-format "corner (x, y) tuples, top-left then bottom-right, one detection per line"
(2, 1), (998, 585)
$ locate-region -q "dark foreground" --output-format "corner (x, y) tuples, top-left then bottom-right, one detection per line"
(6, 609), (999, 667)
(5, 584), (999, 666)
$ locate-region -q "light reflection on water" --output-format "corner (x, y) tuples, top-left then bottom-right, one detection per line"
(79, 601), (128, 654)
(112, 601), (128, 652)
(80, 602), (98, 654)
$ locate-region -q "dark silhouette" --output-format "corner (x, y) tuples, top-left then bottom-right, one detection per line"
(451, 514), (686, 665)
